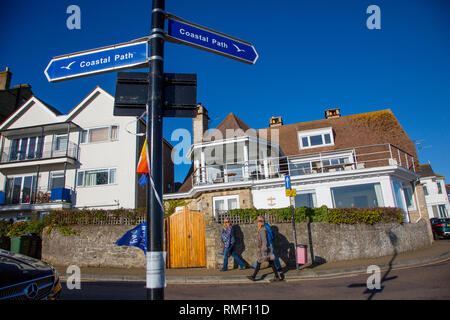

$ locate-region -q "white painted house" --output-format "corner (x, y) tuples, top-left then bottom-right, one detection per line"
(0, 87), (156, 220)
(165, 106), (429, 224)
(419, 164), (449, 218)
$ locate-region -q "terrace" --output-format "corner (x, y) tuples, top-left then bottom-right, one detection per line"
(192, 143), (416, 186)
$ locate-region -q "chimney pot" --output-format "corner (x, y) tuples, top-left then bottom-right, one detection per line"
(269, 116), (283, 127)
(193, 103), (209, 143)
(0, 67), (12, 90)
(325, 108), (341, 119)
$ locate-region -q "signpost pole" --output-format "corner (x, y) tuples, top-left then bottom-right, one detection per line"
(146, 0), (165, 300)
(285, 175), (299, 270)
(290, 196), (299, 271)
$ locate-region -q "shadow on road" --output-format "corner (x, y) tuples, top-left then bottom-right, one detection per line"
(347, 230), (399, 300)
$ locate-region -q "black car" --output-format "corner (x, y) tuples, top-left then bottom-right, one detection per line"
(0, 249), (61, 300)
(430, 217), (450, 240)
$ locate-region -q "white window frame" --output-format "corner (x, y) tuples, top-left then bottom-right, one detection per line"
(80, 125), (119, 144)
(10, 136), (45, 160)
(298, 127), (334, 150)
(212, 195), (239, 218)
(294, 189), (317, 208)
(50, 172), (65, 190)
(437, 181), (443, 194)
(5, 175), (37, 204)
(76, 168), (117, 187)
(402, 185), (416, 211)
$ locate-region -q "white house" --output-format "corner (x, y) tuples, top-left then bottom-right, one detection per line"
(0, 86), (172, 221)
(165, 106), (429, 224)
(419, 164), (449, 218)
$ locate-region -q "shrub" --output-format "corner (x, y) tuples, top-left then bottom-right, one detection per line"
(227, 206), (403, 225)
(2, 208), (150, 238)
(6, 221), (29, 237)
(327, 207), (403, 225)
(0, 220), (12, 237)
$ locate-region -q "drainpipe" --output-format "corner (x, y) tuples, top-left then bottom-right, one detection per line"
(66, 123), (70, 157)
(413, 178), (423, 223)
(33, 165), (40, 203)
(0, 134), (4, 163)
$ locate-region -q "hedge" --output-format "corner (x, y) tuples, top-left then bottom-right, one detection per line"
(228, 206), (403, 225)
(1, 205), (403, 238)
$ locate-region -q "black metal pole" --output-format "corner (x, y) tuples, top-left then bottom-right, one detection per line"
(290, 198), (299, 271)
(146, 0), (165, 300)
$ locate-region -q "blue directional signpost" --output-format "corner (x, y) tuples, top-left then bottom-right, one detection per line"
(285, 175), (292, 190)
(44, 0), (258, 300)
(165, 13), (258, 65)
(44, 38), (149, 82)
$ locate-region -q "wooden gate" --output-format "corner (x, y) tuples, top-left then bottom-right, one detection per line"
(165, 207), (206, 268)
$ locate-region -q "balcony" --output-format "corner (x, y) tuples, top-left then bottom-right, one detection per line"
(0, 186), (73, 211)
(192, 143), (416, 186)
(0, 141), (79, 168)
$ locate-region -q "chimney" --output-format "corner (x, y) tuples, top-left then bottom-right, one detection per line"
(0, 67), (12, 90)
(325, 108), (341, 119)
(192, 103), (209, 144)
(269, 116), (283, 128)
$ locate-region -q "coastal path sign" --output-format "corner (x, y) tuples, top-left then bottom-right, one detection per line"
(44, 37), (149, 82)
(165, 13), (258, 65)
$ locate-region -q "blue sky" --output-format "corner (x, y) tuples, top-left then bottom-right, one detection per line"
(1, 0), (449, 184)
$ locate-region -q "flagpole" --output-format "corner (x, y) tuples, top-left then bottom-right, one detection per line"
(146, 0), (165, 300)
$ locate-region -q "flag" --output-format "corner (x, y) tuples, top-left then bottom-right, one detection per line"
(137, 138), (150, 187)
(115, 222), (147, 253)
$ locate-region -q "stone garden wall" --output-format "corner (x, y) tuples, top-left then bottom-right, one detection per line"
(42, 219), (433, 269)
(206, 219), (433, 269)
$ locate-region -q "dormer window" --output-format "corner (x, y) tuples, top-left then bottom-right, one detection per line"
(298, 127), (334, 150)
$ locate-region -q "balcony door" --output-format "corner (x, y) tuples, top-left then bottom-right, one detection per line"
(9, 137), (44, 161)
(5, 175), (37, 204)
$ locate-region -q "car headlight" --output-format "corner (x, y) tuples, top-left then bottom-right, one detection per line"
(47, 263), (60, 282)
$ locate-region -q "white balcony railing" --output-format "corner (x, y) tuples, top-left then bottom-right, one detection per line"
(192, 143), (416, 186)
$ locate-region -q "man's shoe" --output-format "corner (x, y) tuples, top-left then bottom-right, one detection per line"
(246, 275), (256, 281)
(240, 266), (249, 270)
(269, 277), (284, 282)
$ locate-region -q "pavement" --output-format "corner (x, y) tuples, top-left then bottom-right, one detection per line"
(56, 240), (450, 284)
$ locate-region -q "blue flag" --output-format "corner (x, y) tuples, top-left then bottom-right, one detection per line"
(138, 174), (148, 187)
(115, 222), (147, 253)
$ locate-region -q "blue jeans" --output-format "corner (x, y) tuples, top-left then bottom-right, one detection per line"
(222, 245), (246, 270)
(253, 244), (282, 270)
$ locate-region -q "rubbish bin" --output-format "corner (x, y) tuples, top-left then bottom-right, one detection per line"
(296, 244), (307, 265)
(10, 236), (32, 256)
(29, 234), (42, 259)
(0, 236), (10, 250)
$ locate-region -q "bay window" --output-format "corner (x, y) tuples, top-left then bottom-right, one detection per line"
(331, 183), (384, 208)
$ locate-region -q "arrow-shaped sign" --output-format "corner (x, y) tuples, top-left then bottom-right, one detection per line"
(44, 37), (149, 82)
(165, 13), (258, 65)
